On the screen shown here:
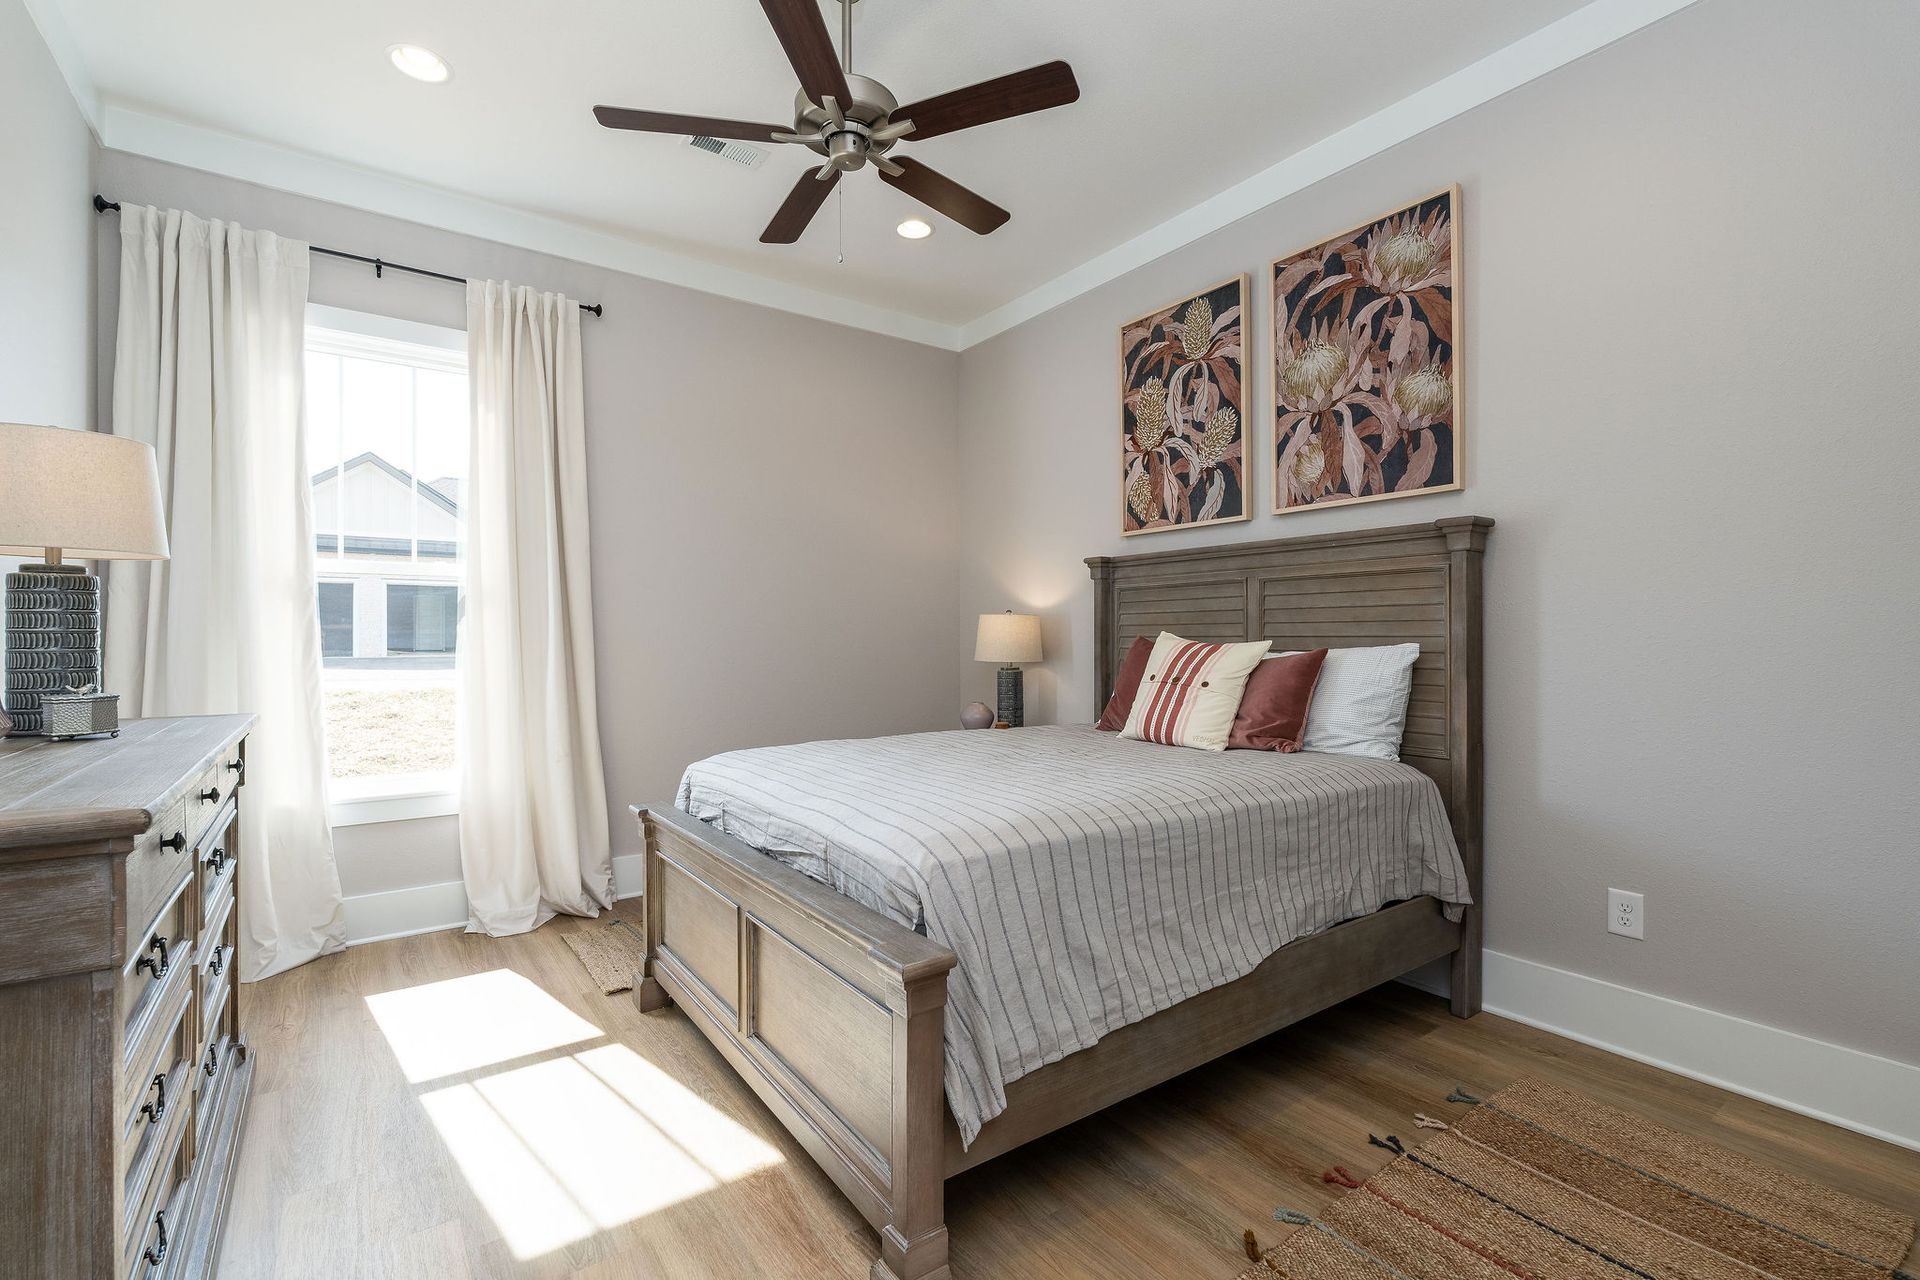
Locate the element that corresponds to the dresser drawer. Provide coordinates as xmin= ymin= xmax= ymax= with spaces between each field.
xmin=120 ymin=880 xmax=194 ymax=1067
xmin=120 ymin=983 xmax=193 ymax=1198
xmin=122 ymin=1135 xmax=190 ymax=1280
xmin=127 ymin=795 xmax=195 ymax=952
xmin=200 ymin=889 xmax=236 ymax=1023
xmin=197 ymin=811 xmax=237 ymax=923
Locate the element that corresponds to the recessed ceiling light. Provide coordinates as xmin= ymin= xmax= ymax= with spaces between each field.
xmin=896 ymin=218 xmax=933 ymax=240
xmin=388 ymin=44 xmax=451 ymax=84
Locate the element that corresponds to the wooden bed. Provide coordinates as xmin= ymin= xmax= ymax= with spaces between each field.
xmin=630 ymin=516 xmax=1490 ymax=1280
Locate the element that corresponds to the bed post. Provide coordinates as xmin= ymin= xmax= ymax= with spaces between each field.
xmin=1086 ymin=556 xmax=1117 ymax=713
xmin=874 ymin=974 xmax=952 ymax=1280
xmin=631 ymin=807 xmax=672 ymax=1012
xmin=1439 ymin=516 xmax=1490 ymax=1018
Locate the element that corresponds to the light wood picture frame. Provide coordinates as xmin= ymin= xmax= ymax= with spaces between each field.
xmin=1120 ymin=273 xmax=1251 ymax=536
xmin=1270 ymin=185 xmax=1463 ymax=515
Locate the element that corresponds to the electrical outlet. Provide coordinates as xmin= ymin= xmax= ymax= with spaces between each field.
xmin=1607 ymin=888 xmax=1645 ymax=940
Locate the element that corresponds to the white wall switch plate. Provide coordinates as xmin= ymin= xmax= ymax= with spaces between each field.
xmin=1607 ymin=888 xmax=1645 ymax=939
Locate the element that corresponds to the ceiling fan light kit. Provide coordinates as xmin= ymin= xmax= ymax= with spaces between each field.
xmin=593 ymin=0 xmax=1078 ymax=245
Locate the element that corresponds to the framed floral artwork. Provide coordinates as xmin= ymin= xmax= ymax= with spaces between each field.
xmin=1271 ymin=186 xmax=1461 ymax=514
xmin=1121 ymin=274 xmax=1249 ymax=535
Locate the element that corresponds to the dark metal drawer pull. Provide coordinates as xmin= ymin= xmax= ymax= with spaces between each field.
xmin=200 ymin=786 xmax=220 ymax=802
xmin=226 ymin=755 xmax=244 ymax=776
xmin=135 ymin=934 xmax=170 ymax=980
xmin=139 ymin=1073 xmax=166 ymax=1124
xmin=208 ymin=946 xmax=226 ymax=978
xmin=203 ymin=1043 xmax=219 ymax=1078
xmin=207 ymin=846 xmax=228 ymax=875
xmin=143 ymin=1209 xmax=169 ymax=1267
xmin=160 ymin=831 xmax=186 ymax=852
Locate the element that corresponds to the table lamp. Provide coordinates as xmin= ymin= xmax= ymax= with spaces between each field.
xmin=0 ymin=424 xmax=169 ymax=735
xmin=974 ymin=610 xmax=1042 ymax=728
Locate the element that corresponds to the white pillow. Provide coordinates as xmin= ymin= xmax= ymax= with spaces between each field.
xmin=1121 ymin=632 xmax=1272 ymax=751
xmin=1275 ymin=643 xmax=1420 ymax=760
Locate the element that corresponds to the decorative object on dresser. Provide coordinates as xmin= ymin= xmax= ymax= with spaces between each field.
xmin=959 ymin=701 xmax=994 ymax=730
xmin=1272 ymin=187 xmax=1461 ymax=513
xmin=1122 ymin=274 xmax=1250 ymax=534
xmin=0 ymin=423 xmax=170 ymax=735
xmin=974 ymin=610 xmax=1042 ymax=728
xmin=0 ymin=715 xmax=255 ymax=1279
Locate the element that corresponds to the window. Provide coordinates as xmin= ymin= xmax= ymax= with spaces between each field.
xmin=304 ymin=307 xmax=468 ymax=821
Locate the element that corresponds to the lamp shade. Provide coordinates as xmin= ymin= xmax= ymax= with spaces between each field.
xmin=0 ymin=423 xmax=169 ymax=560
xmin=974 ymin=611 xmax=1042 ymax=665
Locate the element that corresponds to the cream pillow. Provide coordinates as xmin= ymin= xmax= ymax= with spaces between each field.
xmin=1120 ymin=632 xmax=1273 ymax=751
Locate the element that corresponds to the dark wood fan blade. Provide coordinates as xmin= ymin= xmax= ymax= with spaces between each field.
xmin=893 ymin=61 xmax=1079 ymax=141
xmin=594 ymin=107 xmax=788 ymax=143
xmin=762 ymin=167 xmax=841 ymax=243
xmin=879 ymin=157 xmax=1010 ymax=235
xmin=758 ymin=0 xmax=852 ymax=109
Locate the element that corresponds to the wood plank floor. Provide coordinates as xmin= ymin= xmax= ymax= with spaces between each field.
xmin=218 ymin=910 xmax=1920 ymax=1278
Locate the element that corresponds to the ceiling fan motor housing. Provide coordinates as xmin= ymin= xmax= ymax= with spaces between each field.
xmin=794 ymin=75 xmax=900 ymax=169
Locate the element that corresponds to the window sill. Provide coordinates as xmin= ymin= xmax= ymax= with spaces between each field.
xmin=328 ymin=771 xmax=458 ymax=828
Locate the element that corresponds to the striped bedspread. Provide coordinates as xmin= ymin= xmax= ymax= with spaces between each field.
xmin=676 ymin=724 xmax=1470 ymax=1146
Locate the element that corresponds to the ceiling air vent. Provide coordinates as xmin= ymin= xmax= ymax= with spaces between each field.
xmin=685 ymin=135 xmax=768 ymax=169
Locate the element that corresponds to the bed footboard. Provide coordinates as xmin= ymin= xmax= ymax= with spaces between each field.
xmin=632 ymin=805 xmax=957 ymax=1280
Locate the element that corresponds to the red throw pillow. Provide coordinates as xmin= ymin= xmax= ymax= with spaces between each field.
xmin=1095 ymin=636 xmax=1154 ymax=731
xmin=1227 ymin=649 xmax=1329 ymax=751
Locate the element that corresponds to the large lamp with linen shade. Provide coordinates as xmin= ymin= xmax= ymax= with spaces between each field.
xmin=974 ymin=610 xmax=1042 ymax=728
xmin=0 ymin=423 xmax=169 ymax=735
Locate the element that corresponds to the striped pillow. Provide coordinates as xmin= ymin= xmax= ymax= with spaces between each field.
xmin=1120 ymin=632 xmax=1273 ymax=751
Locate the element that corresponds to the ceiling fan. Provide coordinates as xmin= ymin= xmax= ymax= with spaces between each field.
xmin=593 ymin=0 xmax=1079 ymax=244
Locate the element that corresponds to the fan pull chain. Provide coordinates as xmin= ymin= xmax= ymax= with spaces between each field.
xmin=837 ymin=183 xmax=846 ymax=265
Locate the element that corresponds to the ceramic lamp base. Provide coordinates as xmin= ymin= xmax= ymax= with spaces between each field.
xmin=996 ymin=665 xmax=1024 ymax=728
xmin=3 ymin=563 xmax=101 ymax=736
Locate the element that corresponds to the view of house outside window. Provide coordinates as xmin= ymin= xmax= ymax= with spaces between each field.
xmin=305 ymin=320 xmax=468 ymax=800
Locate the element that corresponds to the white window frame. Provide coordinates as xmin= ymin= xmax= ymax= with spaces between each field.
xmin=306 ymin=304 xmax=467 ymax=828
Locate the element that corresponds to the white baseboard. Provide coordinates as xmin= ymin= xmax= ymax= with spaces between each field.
xmin=342 ymin=852 xmax=648 ymax=947
xmin=1398 ymin=950 xmax=1920 ymax=1153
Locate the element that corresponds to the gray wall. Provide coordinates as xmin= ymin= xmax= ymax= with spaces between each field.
xmin=956 ymin=0 xmax=1920 ymax=1066
xmin=93 ymin=149 xmax=962 ymax=898
xmin=0 ymin=0 xmax=96 ymax=669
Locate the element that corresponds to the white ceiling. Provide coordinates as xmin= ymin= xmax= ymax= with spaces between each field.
xmin=46 ymin=0 xmax=1600 ymax=332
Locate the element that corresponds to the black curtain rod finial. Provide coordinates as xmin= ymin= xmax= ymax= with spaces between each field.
xmin=90 ymin=192 xmax=603 ymax=317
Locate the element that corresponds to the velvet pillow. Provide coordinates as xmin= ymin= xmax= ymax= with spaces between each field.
xmin=1227 ymin=649 xmax=1328 ymax=751
xmin=1095 ymin=635 xmax=1154 ymax=731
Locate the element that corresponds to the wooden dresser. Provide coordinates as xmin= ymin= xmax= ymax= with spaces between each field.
xmin=0 ymin=715 xmax=257 ymax=1279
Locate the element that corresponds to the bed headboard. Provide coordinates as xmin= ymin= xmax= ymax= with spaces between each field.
xmin=1086 ymin=516 xmax=1491 ymax=899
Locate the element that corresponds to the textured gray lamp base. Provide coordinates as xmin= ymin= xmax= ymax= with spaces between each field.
xmin=3 ymin=564 xmax=101 ymax=736
xmin=996 ymin=665 xmax=1024 ymax=728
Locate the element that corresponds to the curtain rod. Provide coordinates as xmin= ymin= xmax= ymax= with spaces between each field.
xmin=93 ymin=195 xmax=604 ymax=317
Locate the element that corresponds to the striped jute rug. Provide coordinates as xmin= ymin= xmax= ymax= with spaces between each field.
xmin=1241 ymin=1078 xmax=1916 ymax=1280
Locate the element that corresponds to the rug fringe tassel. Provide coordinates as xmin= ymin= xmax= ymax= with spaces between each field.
xmin=1367 ymin=1133 xmax=1406 ymax=1155
xmin=1243 ymin=1229 xmax=1261 ymax=1261
xmin=1273 ymin=1207 xmax=1313 ymax=1225
xmin=1413 ymin=1112 xmax=1450 ymax=1130
xmin=1447 ymin=1086 xmax=1482 ymax=1105
xmin=1322 ymin=1166 xmax=1363 ymax=1189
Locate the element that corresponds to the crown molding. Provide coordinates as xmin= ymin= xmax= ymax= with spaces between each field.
xmin=41 ymin=0 xmax=1698 ymax=352
xmin=21 ymin=0 xmax=101 ymax=134
xmin=95 ymin=104 xmax=965 ymax=351
xmin=955 ymin=0 xmax=1703 ymax=348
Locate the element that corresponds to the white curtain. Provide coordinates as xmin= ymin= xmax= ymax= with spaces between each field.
xmin=459 ymin=281 xmax=612 ymax=935
xmin=106 ymin=205 xmax=347 ymax=981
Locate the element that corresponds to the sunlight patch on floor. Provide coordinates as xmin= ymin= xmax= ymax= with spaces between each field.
xmin=375 ymin=971 xmax=786 ymax=1261
xmin=366 ymin=968 xmax=603 ymax=1082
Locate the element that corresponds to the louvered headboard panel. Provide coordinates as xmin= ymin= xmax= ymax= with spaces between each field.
xmin=1087 ymin=517 xmax=1491 ymax=902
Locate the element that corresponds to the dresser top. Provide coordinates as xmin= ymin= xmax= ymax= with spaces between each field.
xmin=0 ymin=715 xmax=255 ymax=851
